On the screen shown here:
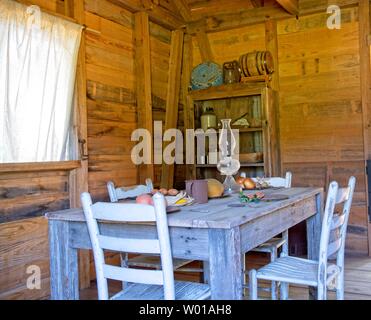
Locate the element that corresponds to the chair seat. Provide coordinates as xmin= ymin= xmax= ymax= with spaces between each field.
xmin=128 ymin=255 xmax=194 ymax=270
xmin=111 ymin=281 xmax=211 ymax=300
xmin=256 ymin=256 xmax=339 ymax=287
xmin=250 ymin=237 xmax=286 ymax=253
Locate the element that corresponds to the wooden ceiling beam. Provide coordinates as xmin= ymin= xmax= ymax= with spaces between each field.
xmin=276 ymin=0 xmax=298 ymax=16
xmin=187 ymin=6 xmax=291 ymax=34
xmin=251 ymin=0 xmax=264 ymax=7
xmin=187 ymin=0 xmax=359 ymax=34
xmin=172 ymin=0 xmax=193 ymax=22
xmin=108 ymin=0 xmax=186 ymax=30
xmin=299 ymin=0 xmax=358 ymax=15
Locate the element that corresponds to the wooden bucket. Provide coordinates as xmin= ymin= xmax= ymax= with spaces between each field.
xmin=239 ymin=51 xmax=274 ymax=77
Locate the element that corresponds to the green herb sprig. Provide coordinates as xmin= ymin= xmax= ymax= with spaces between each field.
xmin=239 ymin=191 xmax=264 ymax=203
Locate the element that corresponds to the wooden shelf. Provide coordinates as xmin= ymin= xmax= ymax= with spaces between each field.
xmin=232 ymin=127 xmax=263 ymax=132
xmin=194 ymin=127 xmax=263 ymax=134
xmin=189 ymin=82 xmax=267 ymax=101
xmin=186 ymin=86 xmax=280 ymax=180
xmin=196 ymin=162 xmax=264 ymax=168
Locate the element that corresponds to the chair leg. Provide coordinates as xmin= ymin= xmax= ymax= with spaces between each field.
xmin=282 ymin=230 xmax=289 ymax=255
xmin=249 ymin=269 xmax=258 ymax=300
xmin=270 ymin=248 xmax=277 ymax=300
xmin=120 ymin=252 xmax=129 ymax=289
xmin=317 ymin=284 xmax=327 ymax=300
xmin=336 ymin=270 xmax=344 ymax=300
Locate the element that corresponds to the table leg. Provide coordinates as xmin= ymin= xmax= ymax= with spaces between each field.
xmin=306 ymin=192 xmax=322 ymax=299
xmin=208 ymin=227 xmax=242 ymax=300
xmin=203 ymin=261 xmax=210 ymax=284
xmin=49 ymin=220 xmax=79 ymax=300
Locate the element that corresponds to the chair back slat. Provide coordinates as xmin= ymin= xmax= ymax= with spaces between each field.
xmin=107 ymin=179 xmax=154 ymax=202
xmin=335 ymin=187 xmax=350 ymax=204
xmin=330 ymin=213 xmax=346 ymax=231
xmin=102 ymin=264 xmax=164 ymax=285
xmin=327 ymin=238 xmax=342 ymax=258
xmin=92 ymin=202 xmax=156 ymax=222
xmin=98 ymin=235 xmax=161 ymax=254
xmin=81 ymin=192 xmax=175 ymax=300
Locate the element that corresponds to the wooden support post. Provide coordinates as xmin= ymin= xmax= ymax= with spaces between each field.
xmin=160 ymin=30 xmax=185 ymax=189
xmin=196 ymin=31 xmax=214 ymax=62
xmin=64 ymin=0 xmax=74 ymax=18
xmin=265 ymin=19 xmax=282 ymax=176
xmin=49 ymin=220 xmax=79 ymax=300
xmin=359 ymin=0 xmax=371 ymax=256
xmin=135 ymin=12 xmax=154 ymax=184
xmin=182 ymin=34 xmax=196 ymax=180
xmin=265 ymin=19 xmax=280 ymax=92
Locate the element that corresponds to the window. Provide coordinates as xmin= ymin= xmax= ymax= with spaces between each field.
xmin=0 ymin=0 xmax=82 ymax=163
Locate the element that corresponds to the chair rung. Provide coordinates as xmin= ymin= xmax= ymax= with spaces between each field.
xmin=242 ymin=284 xmax=277 ymax=292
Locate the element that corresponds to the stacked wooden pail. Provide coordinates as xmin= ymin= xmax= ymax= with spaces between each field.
xmin=239 ymin=51 xmax=274 ymax=77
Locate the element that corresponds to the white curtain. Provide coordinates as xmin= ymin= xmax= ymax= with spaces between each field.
xmin=0 ymin=0 xmax=82 ymax=163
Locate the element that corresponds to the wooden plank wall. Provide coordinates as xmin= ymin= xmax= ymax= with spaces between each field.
xmin=0 ymin=0 xmax=173 ymax=299
xmin=191 ymin=7 xmax=368 ymax=255
xmin=84 ymin=2 xmax=137 ymax=201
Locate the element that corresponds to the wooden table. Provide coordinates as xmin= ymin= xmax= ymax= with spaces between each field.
xmin=46 ymin=187 xmax=323 ymax=300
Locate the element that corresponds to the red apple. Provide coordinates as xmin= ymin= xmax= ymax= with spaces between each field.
xmin=135 ymin=194 xmax=154 ymax=205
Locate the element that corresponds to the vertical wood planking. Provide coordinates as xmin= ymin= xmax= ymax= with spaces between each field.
xmin=160 ymin=30 xmax=184 ymax=189
xmin=71 ymin=0 xmax=91 ymax=290
xmin=182 ymin=34 xmax=196 ymax=180
xmin=64 ymin=0 xmax=74 ymax=18
xmin=208 ymin=227 xmax=242 ymax=300
xmin=135 ymin=12 xmax=154 ymax=184
xmin=265 ymin=19 xmax=280 ymax=92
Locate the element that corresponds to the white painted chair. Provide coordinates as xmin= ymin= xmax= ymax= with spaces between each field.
xmin=81 ymin=192 xmax=211 ymax=300
xmin=106 ymin=180 xmax=201 ymax=276
xmin=249 ymin=176 xmax=356 ymax=300
xmin=240 ymin=172 xmax=292 ymax=299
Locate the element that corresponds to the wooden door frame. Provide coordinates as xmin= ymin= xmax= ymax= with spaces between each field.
xmin=64 ymin=0 xmax=90 ymax=288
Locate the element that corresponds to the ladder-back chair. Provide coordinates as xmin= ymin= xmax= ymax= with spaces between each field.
xmin=249 ymin=176 xmax=356 ymax=300
xmin=240 ymin=171 xmax=292 ymax=299
xmin=81 ymin=192 xmax=210 ymax=300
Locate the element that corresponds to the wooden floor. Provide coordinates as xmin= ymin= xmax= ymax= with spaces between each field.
xmin=80 ymin=253 xmax=371 ymax=300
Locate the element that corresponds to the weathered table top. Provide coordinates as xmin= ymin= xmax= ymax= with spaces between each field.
xmin=46 ymin=187 xmax=322 ymax=229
